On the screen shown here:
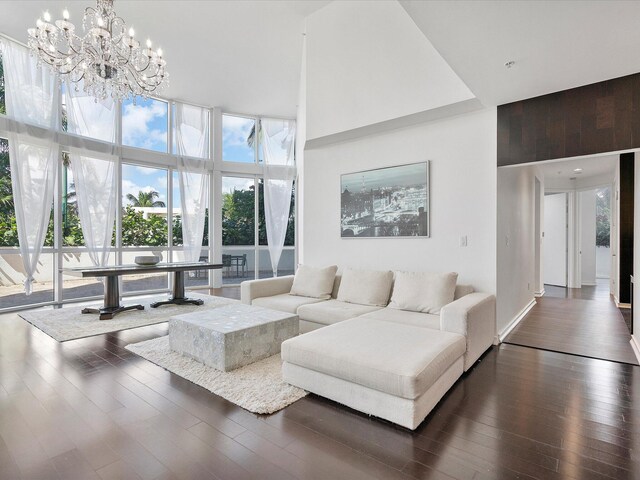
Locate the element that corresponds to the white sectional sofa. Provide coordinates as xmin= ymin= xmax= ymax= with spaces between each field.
xmin=241 ymin=266 xmax=495 ymax=429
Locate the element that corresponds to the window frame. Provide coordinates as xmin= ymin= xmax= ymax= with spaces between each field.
xmin=0 ymin=66 xmax=296 ymax=311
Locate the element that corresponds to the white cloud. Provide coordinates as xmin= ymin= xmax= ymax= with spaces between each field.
xmin=135 ymin=166 xmax=157 ymax=175
xmin=122 ymin=101 xmax=167 ymax=150
xmin=222 ymin=177 xmax=254 ymax=194
xmin=222 ymin=115 xmax=254 ymax=148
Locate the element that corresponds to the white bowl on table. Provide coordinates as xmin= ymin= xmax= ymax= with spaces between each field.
xmin=134 ymin=255 xmax=161 ymax=266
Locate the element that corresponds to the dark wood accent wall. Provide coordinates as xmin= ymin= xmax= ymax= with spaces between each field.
xmin=497 ymin=73 xmax=640 ymax=166
xmin=619 ymin=153 xmax=634 ymax=304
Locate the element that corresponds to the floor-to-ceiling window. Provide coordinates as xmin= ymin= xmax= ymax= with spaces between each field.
xmin=0 ymin=47 xmax=296 ymax=311
xmin=220 ymin=114 xmax=296 ymax=285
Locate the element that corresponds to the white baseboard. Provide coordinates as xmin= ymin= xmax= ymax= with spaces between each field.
xmin=534 ymin=288 xmax=545 ymax=298
xmin=617 ymin=302 xmax=631 ymax=309
xmin=497 ymin=298 xmax=537 ymax=344
xmin=581 ymin=282 xmax=597 ymax=286
xmin=631 ymin=335 xmax=640 ymax=364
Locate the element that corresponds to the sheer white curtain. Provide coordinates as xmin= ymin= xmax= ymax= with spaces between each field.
xmin=174 ymin=103 xmax=210 ymax=263
xmin=261 ymin=119 xmax=296 ymax=276
xmin=1 ymin=40 xmax=58 ymax=294
xmin=64 ymin=79 xmax=116 ymax=143
xmin=65 ymin=80 xmax=117 ymax=267
xmin=70 ymin=150 xmax=117 ymax=267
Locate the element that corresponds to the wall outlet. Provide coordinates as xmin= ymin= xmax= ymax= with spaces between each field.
xmin=460 ymin=235 xmax=468 ymax=247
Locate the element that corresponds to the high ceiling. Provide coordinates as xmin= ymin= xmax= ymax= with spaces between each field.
xmin=4 ymin=1 xmax=640 ymax=116
xmin=0 ymin=0 xmax=329 ymax=117
xmin=401 ymin=0 xmax=640 ymax=106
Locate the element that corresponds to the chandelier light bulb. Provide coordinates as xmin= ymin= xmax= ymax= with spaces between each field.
xmin=146 ymin=38 xmax=152 ymax=48
xmin=36 ymin=18 xmax=43 ymax=27
xmin=97 ymin=17 xmax=104 ymax=27
xmin=157 ymin=48 xmax=162 ymax=57
xmin=63 ymin=9 xmax=70 ymax=20
xmin=43 ymin=11 xmax=51 ymax=22
xmin=128 ymin=27 xmax=134 ymax=37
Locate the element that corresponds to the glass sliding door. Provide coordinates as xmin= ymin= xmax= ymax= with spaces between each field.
xmin=172 ymin=170 xmax=210 ymax=288
xmin=121 ymin=164 xmax=169 ymax=293
xmin=61 ymin=160 xmax=116 ymax=300
xmin=222 ymin=176 xmax=255 ymax=284
xmin=258 ymin=179 xmax=296 ymax=279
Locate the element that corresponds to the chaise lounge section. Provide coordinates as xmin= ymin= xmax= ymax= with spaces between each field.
xmin=241 ymin=266 xmax=495 ymax=429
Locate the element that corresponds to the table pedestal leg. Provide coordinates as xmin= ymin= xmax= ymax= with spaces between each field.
xmin=81 ymin=275 xmax=144 ymax=320
xmin=150 ymin=271 xmax=204 ymax=308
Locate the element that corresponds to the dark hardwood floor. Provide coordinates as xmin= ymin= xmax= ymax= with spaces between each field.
xmin=505 ymin=280 xmax=638 ymax=365
xmin=1 ymin=288 xmax=639 ymax=479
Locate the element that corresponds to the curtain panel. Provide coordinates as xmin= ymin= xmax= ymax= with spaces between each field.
xmin=261 ymin=119 xmax=296 ymax=276
xmin=174 ymin=103 xmax=210 ymax=263
xmin=1 ymin=40 xmax=59 ymax=294
xmin=65 ymin=80 xmax=118 ymax=268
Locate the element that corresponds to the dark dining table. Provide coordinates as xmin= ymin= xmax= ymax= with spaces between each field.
xmin=62 ymin=262 xmax=223 ymax=320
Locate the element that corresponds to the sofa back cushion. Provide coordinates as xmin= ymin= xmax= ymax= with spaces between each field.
xmin=290 ymin=265 xmax=338 ymax=299
xmin=389 ymin=271 xmax=458 ymax=314
xmin=337 ymin=268 xmax=394 ymax=306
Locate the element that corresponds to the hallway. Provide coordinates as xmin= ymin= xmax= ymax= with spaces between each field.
xmin=504 ymin=280 xmax=639 ymax=365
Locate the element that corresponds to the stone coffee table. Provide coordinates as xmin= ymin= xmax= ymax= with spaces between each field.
xmin=168 ymin=304 xmax=299 ymax=371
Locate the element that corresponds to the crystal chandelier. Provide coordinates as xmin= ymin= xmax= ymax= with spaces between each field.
xmin=27 ymin=0 xmax=168 ymax=101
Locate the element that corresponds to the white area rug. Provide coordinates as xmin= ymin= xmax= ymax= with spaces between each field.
xmin=126 ymin=336 xmax=307 ymax=414
xmin=19 ymin=294 xmax=238 ymax=342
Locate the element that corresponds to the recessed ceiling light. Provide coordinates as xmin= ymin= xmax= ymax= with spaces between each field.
xmin=573 ymin=168 xmax=583 ymax=174
xmin=505 ymin=60 xmax=515 ymax=69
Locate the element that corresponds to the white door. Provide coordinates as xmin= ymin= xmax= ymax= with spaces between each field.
xmin=544 ymin=193 xmax=567 ymax=287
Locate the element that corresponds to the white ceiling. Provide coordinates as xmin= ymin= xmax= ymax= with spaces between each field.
xmin=5 ymin=1 xmax=640 ymax=116
xmin=0 ymin=0 xmax=329 ymax=117
xmin=401 ymin=0 xmax=640 ymax=106
xmin=539 ymin=155 xmax=617 ymax=183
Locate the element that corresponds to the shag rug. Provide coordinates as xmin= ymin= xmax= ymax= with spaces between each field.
xmin=19 ymin=294 xmax=238 ymax=342
xmin=126 ymin=335 xmax=307 ymax=414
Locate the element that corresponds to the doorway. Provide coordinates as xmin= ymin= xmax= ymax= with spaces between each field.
xmin=501 ymin=154 xmax=638 ymax=365
xmin=543 ymin=192 xmax=567 ymax=287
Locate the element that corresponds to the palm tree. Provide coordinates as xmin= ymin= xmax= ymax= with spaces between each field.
xmin=126 ymin=190 xmax=166 ymax=207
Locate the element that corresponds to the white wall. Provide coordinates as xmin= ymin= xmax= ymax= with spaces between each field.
xmin=300 ymin=0 xmax=497 ymax=296
xmin=634 ymin=156 xmax=640 ymax=344
xmin=596 ymin=246 xmax=611 ymax=278
xmin=580 ymin=189 xmax=597 ymax=285
xmin=614 ymin=160 xmax=620 ymax=300
xmin=302 ymin=109 xmax=496 ymax=293
xmin=497 ymin=166 xmax=540 ymax=334
xmin=305 ymin=0 xmax=474 ymax=140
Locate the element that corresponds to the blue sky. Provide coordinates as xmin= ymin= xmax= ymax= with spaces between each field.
xmin=222 ymin=115 xmax=256 ymax=163
xmin=119 ymin=100 xmax=257 ymax=206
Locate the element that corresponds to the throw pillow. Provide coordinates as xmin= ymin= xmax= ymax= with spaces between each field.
xmin=389 ymin=271 xmax=458 ymax=314
xmin=290 ymin=264 xmax=338 ymax=299
xmin=337 ymin=268 xmax=394 ymax=306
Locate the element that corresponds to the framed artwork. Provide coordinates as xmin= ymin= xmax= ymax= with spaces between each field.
xmin=340 ymin=161 xmax=429 ymax=238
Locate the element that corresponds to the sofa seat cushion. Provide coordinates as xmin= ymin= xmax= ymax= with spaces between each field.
xmin=252 ymin=294 xmax=325 ymax=314
xmin=297 ymin=300 xmax=382 ymax=325
xmin=359 ymin=308 xmax=440 ymax=330
xmin=281 ymin=317 xmax=465 ymax=399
